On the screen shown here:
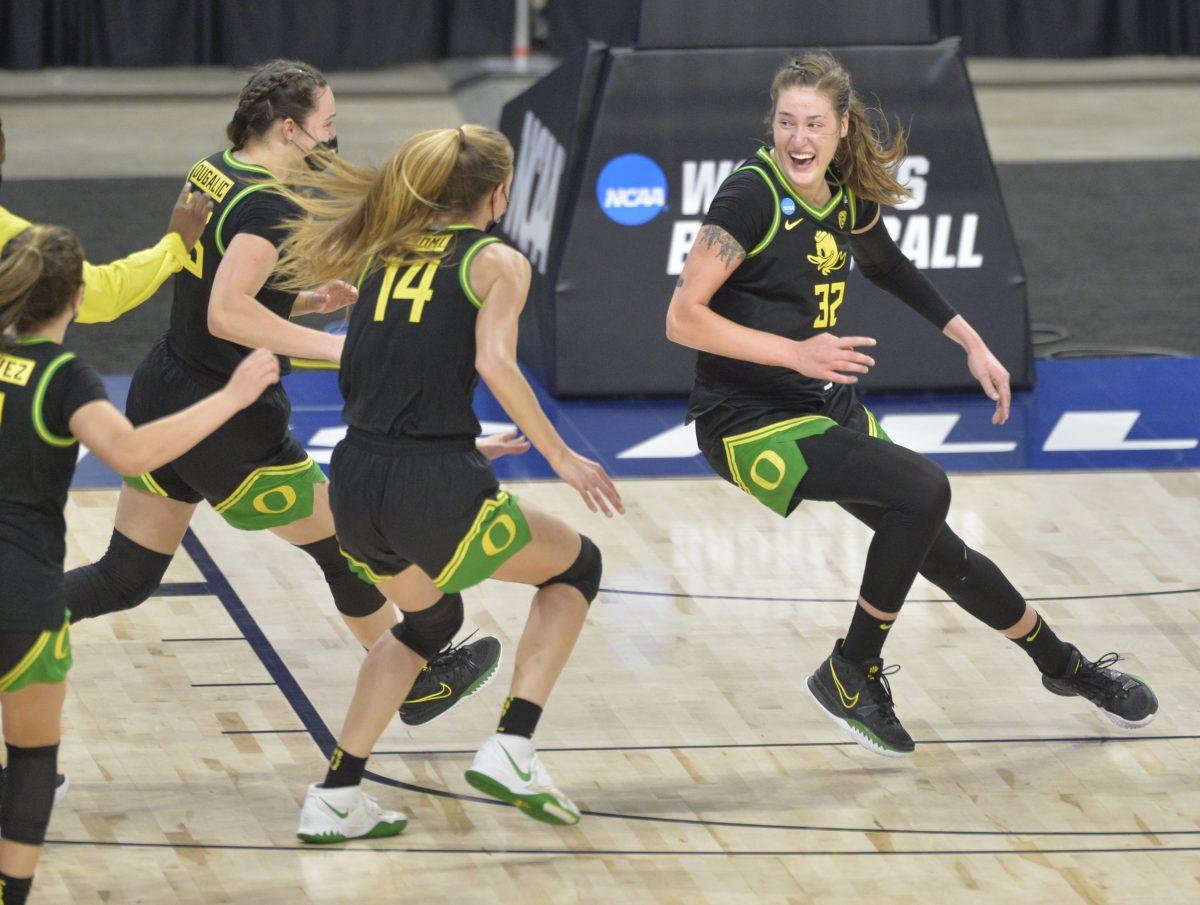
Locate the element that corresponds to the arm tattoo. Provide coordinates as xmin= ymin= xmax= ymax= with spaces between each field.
xmin=695 ymin=225 xmax=746 ymax=271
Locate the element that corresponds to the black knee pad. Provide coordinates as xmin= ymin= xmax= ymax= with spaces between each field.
xmin=65 ymin=531 xmax=172 ymax=623
xmin=908 ymin=460 xmax=952 ymax=525
xmin=0 ymin=744 xmax=58 ymax=846
xmin=538 ymin=535 xmax=602 ymax=604
xmin=298 ymin=536 xmax=387 ymax=618
xmin=390 ymin=593 xmax=463 ymax=659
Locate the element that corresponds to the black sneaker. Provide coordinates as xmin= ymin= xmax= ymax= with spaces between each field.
xmin=400 ymin=633 xmax=502 ymax=726
xmin=806 ymin=640 xmax=915 ymax=757
xmin=1041 ymin=646 xmax=1158 ymax=729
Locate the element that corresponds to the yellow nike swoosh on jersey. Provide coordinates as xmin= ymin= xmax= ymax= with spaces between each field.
xmin=784 ymin=218 xmax=804 ymax=231
xmin=405 ymin=682 xmax=453 ymax=705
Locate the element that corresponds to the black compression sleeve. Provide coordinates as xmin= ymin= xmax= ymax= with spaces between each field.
xmin=848 ymin=217 xmax=958 ymax=330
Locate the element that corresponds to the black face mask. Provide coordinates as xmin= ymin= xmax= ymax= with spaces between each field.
xmin=295 ymin=125 xmax=338 ymax=170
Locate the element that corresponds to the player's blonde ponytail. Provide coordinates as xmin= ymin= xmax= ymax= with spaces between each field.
xmin=275 ymin=125 xmax=513 ymax=289
xmin=0 ymin=225 xmax=84 ymax=347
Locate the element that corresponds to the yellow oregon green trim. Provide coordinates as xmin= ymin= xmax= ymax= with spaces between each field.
xmin=215 ymin=183 xmax=277 ymax=256
xmin=439 ymin=224 xmax=477 ymax=231
xmin=458 ymin=236 xmax=502 ymax=309
xmin=734 ymin=165 xmax=781 ymax=257
xmin=32 ymin=352 xmax=78 ymax=447
xmin=138 ymin=470 xmax=170 ymax=497
xmin=755 ymin=147 xmax=843 ymax=221
xmin=0 ymin=631 xmax=51 ymax=691
xmin=354 ymin=253 xmax=377 ymax=290
xmin=214 ymin=457 xmax=317 ymax=514
xmin=722 ymin=415 xmax=830 ymax=496
xmin=433 ymin=491 xmax=512 ymax=587
xmin=339 ymin=546 xmax=394 ymax=584
xmin=222 ymin=148 xmax=274 ymax=177
xmin=847 ymin=187 xmax=857 ymax=231
xmin=12 ymin=337 xmax=53 ymax=346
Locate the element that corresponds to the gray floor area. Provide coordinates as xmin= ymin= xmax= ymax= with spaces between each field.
xmin=1 ymin=56 xmax=1198 ymax=370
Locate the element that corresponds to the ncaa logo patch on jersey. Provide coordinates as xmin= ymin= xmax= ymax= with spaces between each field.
xmin=596 ymin=154 xmax=667 ymax=226
xmin=780 ymin=197 xmax=797 ymax=216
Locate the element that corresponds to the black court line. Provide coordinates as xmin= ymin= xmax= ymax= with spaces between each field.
xmin=178 ymin=529 xmax=1200 ymax=842
xmin=372 ymin=732 xmax=1200 ymax=757
xmin=155 ymin=582 xmax=212 ymax=597
xmin=45 ymin=838 xmax=1200 ymax=858
xmin=161 ymin=636 xmax=247 ymax=643
xmin=191 ymin=682 xmax=277 ymax=688
xmin=599 ymin=586 xmax=1200 ymax=604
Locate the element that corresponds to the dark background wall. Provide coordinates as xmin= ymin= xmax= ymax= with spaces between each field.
xmin=3 ymin=0 xmax=1199 ymax=70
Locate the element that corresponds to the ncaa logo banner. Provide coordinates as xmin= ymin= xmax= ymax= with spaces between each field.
xmin=596 ymin=154 xmax=668 ymax=225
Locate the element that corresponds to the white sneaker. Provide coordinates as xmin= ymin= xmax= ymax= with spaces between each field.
xmin=464 ymin=734 xmax=581 ymax=826
xmin=296 ymin=783 xmax=407 ymax=844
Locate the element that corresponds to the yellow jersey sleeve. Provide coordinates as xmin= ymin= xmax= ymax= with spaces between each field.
xmin=76 ymin=232 xmax=189 ymax=324
xmin=0 ymin=204 xmax=33 ymax=248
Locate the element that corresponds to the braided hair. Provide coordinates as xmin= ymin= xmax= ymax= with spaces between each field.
xmin=226 ymin=59 xmax=328 ymax=150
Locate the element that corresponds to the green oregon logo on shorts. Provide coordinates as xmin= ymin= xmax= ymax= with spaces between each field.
xmin=433 ymin=491 xmax=531 ymax=593
xmin=722 ymin=415 xmax=838 ymax=517
xmin=0 ymin=616 xmax=72 ymax=693
xmin=214 ymin=457 xmax=327 ymax=530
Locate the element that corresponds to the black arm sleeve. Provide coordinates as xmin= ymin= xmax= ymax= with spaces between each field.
xmin=45 ymin=358 xmax=109 ymax=437
xmin=701 ymin=169 xmax=775 ymax=256
xmin=848 ymin=215 xmax=958 ymax=330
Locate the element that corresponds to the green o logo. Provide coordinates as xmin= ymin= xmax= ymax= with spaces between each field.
xmin=750 ymin=450 xmax=786 ymax=491
xmin=252 ymin=485 xmax=298 ymax=515
xmin=482 ymin=514 xmax=517 ymax=556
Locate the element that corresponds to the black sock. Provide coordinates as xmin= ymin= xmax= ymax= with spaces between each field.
xmin=321 ymin=746 xmax=367 ymax=789
xmin=497 ymin=696 xmax=542 ymax=739
xmin=840 ymin=603 xmax=897 ymax=662
xmin=0 ymin=872 xmax=33 ymax=905
xmin=1011 ymin=612 xmax=1073 ymax=675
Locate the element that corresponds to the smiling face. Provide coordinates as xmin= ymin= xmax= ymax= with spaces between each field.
xmin=770 ymin=86 xmax=848 ymax=202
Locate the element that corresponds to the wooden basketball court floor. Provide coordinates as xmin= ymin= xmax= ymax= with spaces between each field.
xmin=33 ymin=469 xmax=1199 ymax=903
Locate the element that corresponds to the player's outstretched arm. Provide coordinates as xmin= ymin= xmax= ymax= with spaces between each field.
xmin=75 ymin=183 xmax=212 ymax=324
xmin=69 ymin=348 xmax=279 ymax=476
xmin=473 ymin=243 xmax=623 ymax=517
xmin=208 ymin=233 xmax=343 ymax=363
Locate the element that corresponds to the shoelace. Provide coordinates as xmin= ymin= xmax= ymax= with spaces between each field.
xmin=1073 ymin=652 xmax=1129 ymax=702
xmin=421 ymin=629 xmax=481 ymax=671
xmin=866 ymin=664 xmax=903 ymax=724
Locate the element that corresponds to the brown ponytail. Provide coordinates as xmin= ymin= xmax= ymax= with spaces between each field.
xmin=226 ymin=59 xmax=328 ymax=150
xmin=0 ymin=225 xmax=84 ymax=348
xmin=769 ymin=51 xmax=911 ymax=206
xmin=274 ymin=124 xmax=514 ymax=290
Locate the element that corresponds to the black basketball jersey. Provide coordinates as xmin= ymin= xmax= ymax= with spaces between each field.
xmin=168 ymin=149 xmax=300 ymax=383
xmin=687 ymin=147 xmax=877 ymax=420
xmin=340 ymin=225 xmax=503 ymax=442
xmin=0 ymin=338 xmax=107 ymax=625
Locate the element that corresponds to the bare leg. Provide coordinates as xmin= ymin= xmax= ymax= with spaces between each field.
xmin=112 ymin=484 xmax=197 ymax=554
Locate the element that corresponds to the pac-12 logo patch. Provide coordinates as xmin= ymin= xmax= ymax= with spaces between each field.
xmin=596 ymin=154 xmax=667 ymax=225
xmin=780 ymin=197 xmax=796 ymax=216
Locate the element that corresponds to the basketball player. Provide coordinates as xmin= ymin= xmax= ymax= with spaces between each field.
xmin=666 ymin=51 xmax=1157 ymax=756
xmin=0 ymin=224 xmax=278 ymax=905
xmin=60 ymin=60 xmax=506 ymax=724
xmin=1 ymin=115 xmax=212 ymax=324
xmin=272 ymin=125 xmax=622 ymax=840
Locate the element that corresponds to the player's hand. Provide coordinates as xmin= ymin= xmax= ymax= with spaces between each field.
xmin=548 ymin=448 xmax=624 ymax=518
xmin=225 ymin=348 xmax=280 ymax=408
xmin=306 ymin=280 xmax=359 ymax=314
xmin=476 ymin=429 xmax=531 ymax=460
xmin=168 ymin=182 xmax=212 ymax=250
xmin=790 ymin=333 xmax=876 ymax=384
xmin=967 ymin=344 xmax=1011 ymax=425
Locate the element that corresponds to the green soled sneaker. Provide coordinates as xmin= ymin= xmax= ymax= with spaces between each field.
xmin=465 ymin=734 xmax=581 ymax=826
xmin=296 ymin=783 xmax=407 ymax=844
xmin=806 ymin=640 xmax=915 ymax=757
xmin=400 ymin=634 xmax=502 ymax=726
xmin=1042 ymin=646 xmax=1159 ymax=729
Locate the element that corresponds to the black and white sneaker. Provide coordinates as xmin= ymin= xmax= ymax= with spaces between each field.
xmin=399 ymin=633 xmax=502 ymax=726
xmin=806 ymin=640 xmax=915 ymax=756
xmin=1042 ymin=646 xmax=1158 ymax=728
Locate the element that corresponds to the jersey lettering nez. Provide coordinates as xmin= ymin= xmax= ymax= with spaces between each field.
xmin=340 ymin=226 xmax=503 ymax=442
